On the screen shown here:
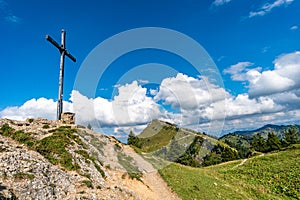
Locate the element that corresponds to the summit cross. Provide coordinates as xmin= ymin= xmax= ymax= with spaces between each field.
xmin=46 ymin=29 xmax=76 ymax=120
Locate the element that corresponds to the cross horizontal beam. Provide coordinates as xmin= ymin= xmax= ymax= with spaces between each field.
xmin=46 ymin=35 xmax=76 ymax=62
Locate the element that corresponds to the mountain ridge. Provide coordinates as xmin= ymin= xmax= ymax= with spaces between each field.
xmin=230 ymin=124 xmax=300 ymax=138
xmin=139 ymin=119 xmax=300 ymax=139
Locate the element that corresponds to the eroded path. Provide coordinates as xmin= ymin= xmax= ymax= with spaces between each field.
xmin=232 ymin=153 xmax=265 ymax=169
xmin=118 ymin=145 xmax=181 ymax=200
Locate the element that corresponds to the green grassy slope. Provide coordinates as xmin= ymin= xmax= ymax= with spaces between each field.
xmin=138 ymin=125 xmax=178 ymax=153
xmin=138 ymin=119 xmax=168 ymax=138
xmin=220 ymin=133 xmax=251 ymax=148
xmin=159 ymin=144 xmax=300 ymax=200
xmin=130 ymin=120 xmax=240 ymax=167
xmin=136 ymin=119 xmax=219 ymax=153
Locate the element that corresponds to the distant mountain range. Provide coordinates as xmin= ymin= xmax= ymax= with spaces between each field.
xmin=227 ymin=124 xmax=300 ymax=139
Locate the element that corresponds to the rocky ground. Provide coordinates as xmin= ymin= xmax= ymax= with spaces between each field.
xmin=0 ymin=118 xmax=180 ymax=200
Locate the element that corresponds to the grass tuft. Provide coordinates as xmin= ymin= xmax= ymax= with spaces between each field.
xmin=13 ymin=172 xmax=34 ymax=180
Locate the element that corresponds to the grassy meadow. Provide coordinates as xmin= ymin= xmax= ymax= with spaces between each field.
xmin=159 ymin=144 xmax=300 ymax=200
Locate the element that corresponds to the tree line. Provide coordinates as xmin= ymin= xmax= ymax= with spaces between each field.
xmin=251 ymin=128 xmax=300 ymax=153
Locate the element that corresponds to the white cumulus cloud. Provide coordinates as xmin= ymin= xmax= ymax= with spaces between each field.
xmin=223 ymin=62 xmax=255 ymax=81
xmin=249 ymin=51 xmax=300 ymax=97
xmin=154 ymin=73 xmax=228 ymax=110
xmin=0 ymin=98 xmax=72 ymax=120
xmin=224 ymin=51 xmax=300 ymax=98
xmin=72 ymin=81 xmax=162 ymax=127
xmin=225 ymin=94 xmax=282 ymax=117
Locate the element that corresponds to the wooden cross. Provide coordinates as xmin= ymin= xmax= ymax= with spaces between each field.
xmin=46 ymin=29 xmax=76 ymax=120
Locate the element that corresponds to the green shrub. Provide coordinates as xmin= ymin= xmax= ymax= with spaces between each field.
xmin=128 ymin=172 xmax=142 ymax=181
xmin=82 ymin=180 xmax=93 ymax=188
xmin=36 ymin=133 xmax=79 ymax=170
xmin=202 ymin=144 xmax=239 ymax=166
xmin=0 ymin=123 xmax=14 ymax=136
xmin=127 ymin=131 xmax=141 ymax=148
xmin=35 ymin=127 xmax=85 ymax=171
xmin=42 ymin=124 xmax=50 ymax=129
xmin=11 ymin=130 xmax=36 ymax=148
xmin=75 ymin=150 xmax=91 ymax=162
xmin=1 ymin=125 xmax=85 ymax=172
xmin=81 ymin=173 xmax=91 ymax=179
xmin=114 ymin=143 xmax=121 ymax=151
xmin=2 ymin=171 xmax=7 ymax=179
xmin=94 ymin=162 xmax=106 ymax=178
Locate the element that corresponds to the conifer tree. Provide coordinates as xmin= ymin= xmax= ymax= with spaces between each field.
xmin=284 ymin=128 xmax=299 ymax=146
xmin=251 ymin=133 xmax=267 ymax=152
xmin=127 ymin=131 xmax=141 ymax=148
xmin=266 ymin=132 xmax=281 ymax=151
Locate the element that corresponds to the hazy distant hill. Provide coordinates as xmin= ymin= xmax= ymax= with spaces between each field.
xmin=220 ymin=124 xmax=300 ymax=155
xmin=233 ymin=124 xmax=300 ymax=139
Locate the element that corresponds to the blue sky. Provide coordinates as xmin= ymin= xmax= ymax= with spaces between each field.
xmin=1 ymin=0 xmax=300 ymax=140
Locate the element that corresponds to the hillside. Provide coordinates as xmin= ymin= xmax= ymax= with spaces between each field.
xmin=0 ymin=118 xmax=179 ymax=200
xmin=159 ymin=144 xmax=300 ymax=200
xmin=129 ymin=119 xmax=239 ymax=168
xmin=137 ymin=119 xmax=206 ymax=153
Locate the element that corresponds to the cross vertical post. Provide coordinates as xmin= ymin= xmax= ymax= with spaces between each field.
xmin=57 ymin=30 xmax=65 ymax=121
xmin=46 ymin=29 xmax=76 ymax=120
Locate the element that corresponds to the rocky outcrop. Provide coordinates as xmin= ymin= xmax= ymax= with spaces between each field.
xmin=61 ymin=112 xmax=75 ymax=124
xmin=0 ymin=118 xmax=180 ymax=200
